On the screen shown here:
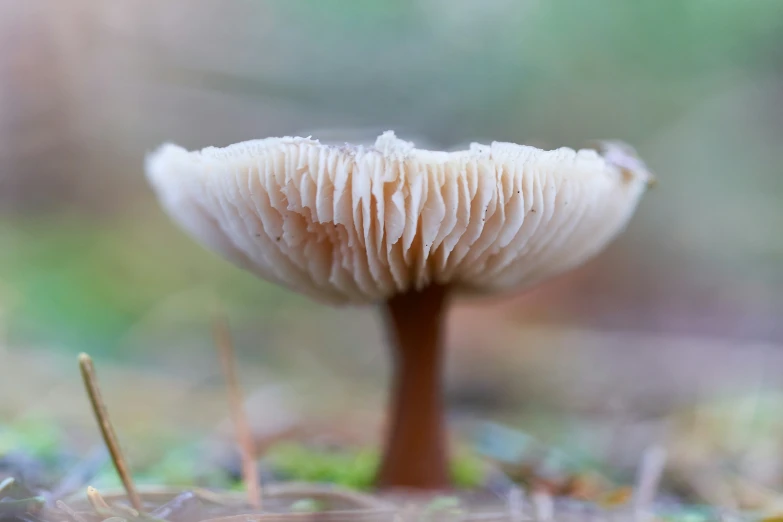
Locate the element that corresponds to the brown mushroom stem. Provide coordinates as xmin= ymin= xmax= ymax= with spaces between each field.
xmin=376 ymin=284 xmax=451 ymax=490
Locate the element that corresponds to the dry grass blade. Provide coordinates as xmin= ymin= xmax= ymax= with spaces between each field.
xmin=213 ymin=315 xmax=262 ymax=509
xmin=150 ymin=491 xmax=200 ymax=520
xmin=0 ymin=476 xmax=16 ymax=495
xmin=78 ymin=353 xmax=143 ymax=512
xmin=56 ymin=500 xmax=89 ymax=522
xmin=0 ymin=496 xmax=45 ymax=516
xmin=111 ymin=501 xmax=142 ymax=518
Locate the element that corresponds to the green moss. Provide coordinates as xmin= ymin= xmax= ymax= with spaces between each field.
xmin=450 ymin=451 xmax=485 ymax=488
xmin=264 ymin=443 xmax=377 ymax=490
xmin=421 ymin=496 xmax=464 ymax=520
xmin=264 ymin=443 xmax=485 ymax=490
xmin=289 ymin=498 xmax=326 ymax=513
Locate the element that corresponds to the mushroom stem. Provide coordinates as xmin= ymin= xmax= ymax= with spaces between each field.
xmin=376 ymin=284 xmax=451 ymax=490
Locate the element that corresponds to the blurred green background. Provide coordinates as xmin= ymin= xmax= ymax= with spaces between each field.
xmin=2 ymin=0 xmax=783 ymax=509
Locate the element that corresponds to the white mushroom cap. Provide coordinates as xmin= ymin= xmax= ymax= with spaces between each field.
xmin=146 ymin=131 xmax=652 ymax=304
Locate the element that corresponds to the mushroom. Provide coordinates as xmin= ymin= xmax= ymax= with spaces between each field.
xmin=145 ymin=131 xmax=653 ymax=491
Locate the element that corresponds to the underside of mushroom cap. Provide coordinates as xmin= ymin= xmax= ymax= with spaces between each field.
xmin=146 ymin=131 xmax=652 ymax=304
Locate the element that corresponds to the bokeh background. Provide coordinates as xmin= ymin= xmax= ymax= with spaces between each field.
xmin=3 ymin=0 xmax=783 ymax=509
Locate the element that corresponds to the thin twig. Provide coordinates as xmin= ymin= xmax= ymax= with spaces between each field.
xmin=212 ymin=315 xmax=262 ymax=509
xmin=78 ymin=353 xmax=143 ymax=512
